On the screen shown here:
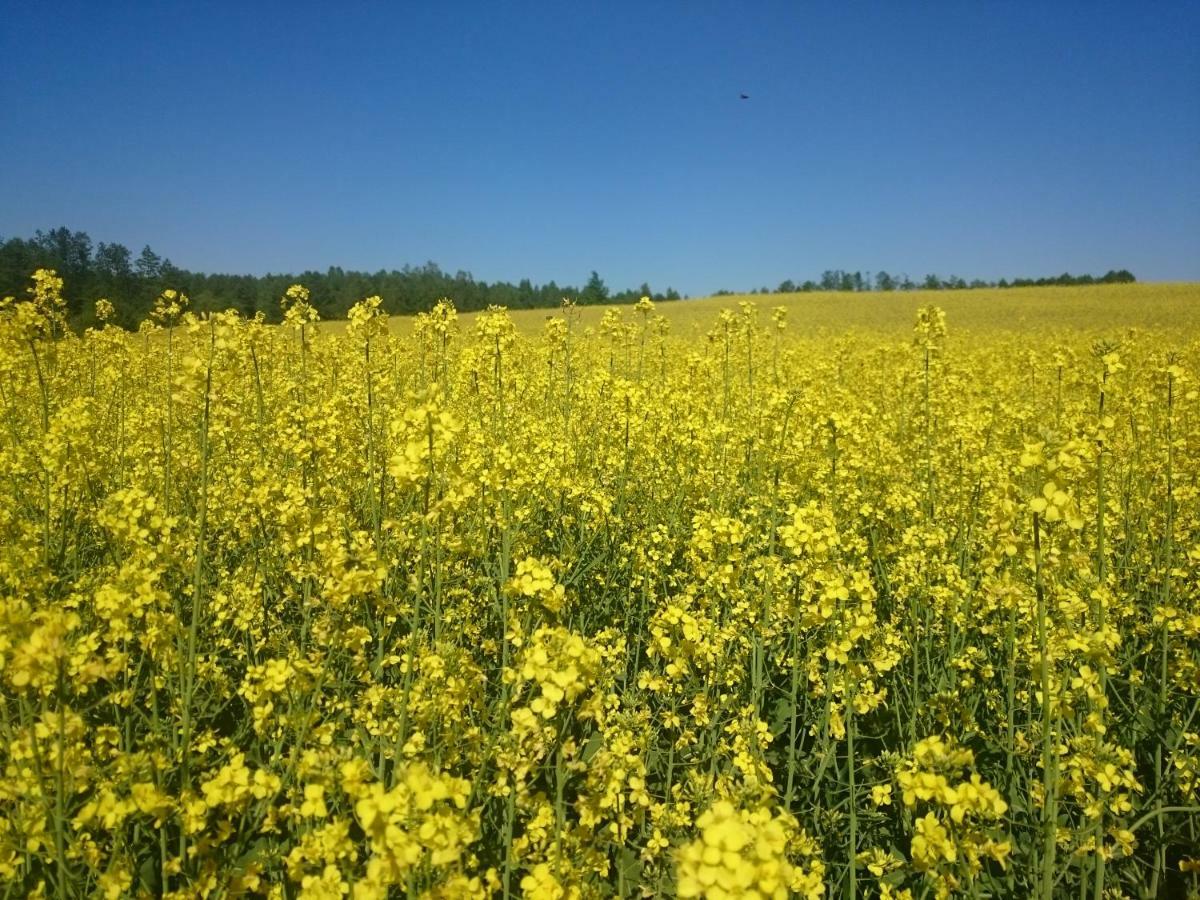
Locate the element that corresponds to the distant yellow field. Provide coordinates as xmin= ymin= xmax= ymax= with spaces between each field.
xmin=358 ymin=282 xmax=1200 ymax=337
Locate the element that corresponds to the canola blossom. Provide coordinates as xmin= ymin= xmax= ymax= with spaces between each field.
xmin=1 ymin=273 xmax=1199 ymax=897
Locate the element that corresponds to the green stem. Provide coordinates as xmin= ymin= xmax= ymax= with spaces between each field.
xmin=1034 ymin=513 xmax=1058 ymax=900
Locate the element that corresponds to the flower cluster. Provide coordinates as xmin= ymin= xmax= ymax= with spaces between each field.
xmin=675 ymin=800 xmax=824 ymax=899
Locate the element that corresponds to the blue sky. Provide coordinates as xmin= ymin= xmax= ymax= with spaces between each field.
xmin=1 ymin=1 xmax=1197 ymax=295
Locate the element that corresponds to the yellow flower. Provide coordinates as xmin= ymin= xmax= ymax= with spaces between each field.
xmin=870 ymin=784 xmax=893 ymax=807
xmin=520 ymin=862 xmax=578 ymax=899
xmin=911 ymin=813 xmax=956 ymax=869
xmin=301 ymin=783 xmax=328 ymax=818
xmin=676 ymin=800 xmax=822 ymax=899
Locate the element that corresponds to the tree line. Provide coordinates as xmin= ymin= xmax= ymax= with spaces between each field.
xmin=720 ymin=267 xmax=1135 ymax=296
xmin=0 ymin=228 xmax=683 ymax=329
xmin=1 ymin=228 xmax=1136 ymax=329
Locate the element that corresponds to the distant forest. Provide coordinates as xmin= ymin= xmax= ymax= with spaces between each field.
xmin=722 ymin=268 xmax=1136 ymax=295
xmin=0 ymin=228 xmax=683 ymax=329
xmin=1 ymin=227 xmax=1135 ymax=328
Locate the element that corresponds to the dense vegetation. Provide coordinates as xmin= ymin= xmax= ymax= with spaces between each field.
xmin=1 ymin=274 xmax=1197 ymax=898
xmin=0 ymin=229 xmax=682 ymax=329
xmin=726 ymin=269 xmax=1137 ymax=296
xmin=1 ymin=229 xmax=1135 ymax=330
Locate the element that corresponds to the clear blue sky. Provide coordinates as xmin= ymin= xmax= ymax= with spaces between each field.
xmin=2 ymin=1 xmax=1197 ymax=295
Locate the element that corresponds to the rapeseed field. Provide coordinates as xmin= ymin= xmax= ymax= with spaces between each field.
xmin=1 ymin=272 xmax=1198 ymax=898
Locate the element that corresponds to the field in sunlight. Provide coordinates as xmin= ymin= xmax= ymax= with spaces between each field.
xmin=442 ymin=282 xmax=1200 ymax=336
xmin=2 ymin=272 xmax=1198 ymax=897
